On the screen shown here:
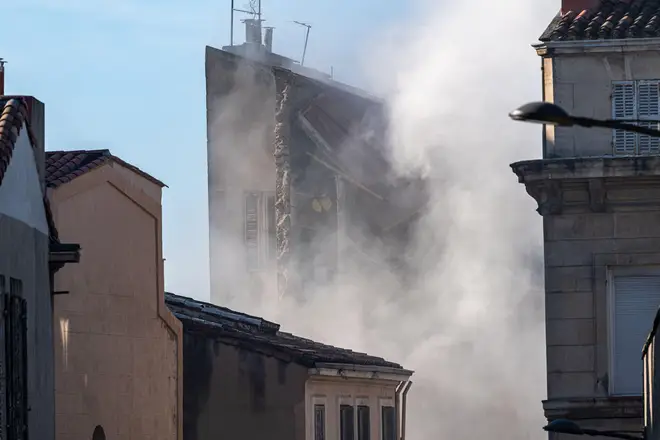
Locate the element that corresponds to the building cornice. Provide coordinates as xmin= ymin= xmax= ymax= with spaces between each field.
xmin=309 ymin=363 xmax=413 ymax=383
xmin=511 ymin=155 xmax=660 ymax=183
xmin=511 ymin=155 xmax=660 ymax=215
xmin=543 ymin=397 xmax=642 ymax=421
xmin=534 ymin=38 xmax=660 ymax=56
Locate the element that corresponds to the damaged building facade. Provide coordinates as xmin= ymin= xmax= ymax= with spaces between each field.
xmin=513 ymin=0 xmax=660 ymax=437
xmin=205 ymin=26 xmax=426 ymax=302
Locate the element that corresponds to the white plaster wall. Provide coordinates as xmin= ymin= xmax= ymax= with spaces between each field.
xmin=545 ymin=50 xmax=660 ymax=158
xmin=305 ymin=378 xmax=399 ymax=440
xmin=0 ymin=125 xmax=48 ymax=233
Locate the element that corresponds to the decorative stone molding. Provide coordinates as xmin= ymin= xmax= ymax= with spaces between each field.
xmin=511 ymin=156 xmax=660 ymax=215
xmin=543 ymin=396 xmax=642 ymax=421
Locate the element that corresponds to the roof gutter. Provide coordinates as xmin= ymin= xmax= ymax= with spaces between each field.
xmin=534 ymin=37 xmax=660 ymax=56
xmin=310 ymin=362 xmax=414 ymax=382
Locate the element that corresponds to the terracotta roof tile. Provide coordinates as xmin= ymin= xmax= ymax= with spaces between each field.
xmin=46 ymin=149 xmax=166 ymax=188
xmin=0 ymin=98 xmax=29 ymax=187
xmin=540 ymin=0 xmax=660 ymax=41
xmin=166 ymin=292 xmax=409 ymax=370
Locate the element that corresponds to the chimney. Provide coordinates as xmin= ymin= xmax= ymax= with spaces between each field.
xmin=0 ymin=58 xmax=6 ymax=95
xmin=244 ymin=19 xmax=262 ymax=45
xmin=561 ymin=0 xmax=599 ymax=15
xmin=264 ymin=27 xmax=273 ymax=52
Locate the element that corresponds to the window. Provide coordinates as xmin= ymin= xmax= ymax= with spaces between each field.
xmin=9 ymin=277 xmax=22 ymax=296
xmin=340 ymin=404 xmax=355 ymax=440
xmin=0 ymin=275 xmax=5 ymax=295
xmin=357 ymin=405 xmax=370 ymax=440
xmin=610 ymin=273 xmax=660 ymax=395
xmin=244 ymin=191 xmax=276 ymax=271
xmin=314 ymin=404 xmax=325 ymax=440
xmin=381 ymin=406 xmax=396 ymax=440
xmin=612 ymin=80 xmax=660 ymax=155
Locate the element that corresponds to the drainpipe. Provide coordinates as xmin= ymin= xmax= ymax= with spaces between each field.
xmin=394 ymin=382 xmax=403 ymax=440
xmin=400 ymin=381 xmax=413 ymax=440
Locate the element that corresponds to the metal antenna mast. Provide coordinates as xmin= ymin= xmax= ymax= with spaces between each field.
xmin=230 ymin=0 xmax=263 ymax=46
xmin=293 ymin=21 xmax=312 ymax=66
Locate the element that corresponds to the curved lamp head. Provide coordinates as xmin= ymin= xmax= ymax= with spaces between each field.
xmin=543 ymin=419 xmax=585 ymax=435
xmin=509 ymin=102 xmax=575 ymax=127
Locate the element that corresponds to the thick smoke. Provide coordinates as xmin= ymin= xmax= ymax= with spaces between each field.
xmin=211 ymin=0 xmax=558 ymax=438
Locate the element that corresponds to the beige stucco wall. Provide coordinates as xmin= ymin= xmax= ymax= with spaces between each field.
xmin=305 ymin=376 xmax=399 ymax=440
xmin=49 ymin=163 xmax=183 ymax=440
xmin=543 ymin=47 xmax=660 ymax=158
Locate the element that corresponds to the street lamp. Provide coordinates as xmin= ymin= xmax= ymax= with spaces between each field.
xmin=509 ymin=101 xmax=660 ymax=138
xmin=543 ymin=419 xmax=644 ymax=440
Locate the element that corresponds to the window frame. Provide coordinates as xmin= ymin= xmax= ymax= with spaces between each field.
xmin=339 ymin=402 xmax=355 ymax=440
xmin=243 ymin=190 xmax=276 ymax=272
xmin=379 ymin=398 xmax=396 ymax=440
xmin=607 ymin=266 xmax=660 ymax=396
xmin=312 ymin=395 xmax=326 ymax=440
xmin=357 ymin=402 xmax=371 ymax=440
xmin=611 ymin=79 xmax=660 ymax=155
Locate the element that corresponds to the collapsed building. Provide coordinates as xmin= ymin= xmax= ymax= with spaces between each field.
xmin=206 ymin=23 xmax=427 ymax=302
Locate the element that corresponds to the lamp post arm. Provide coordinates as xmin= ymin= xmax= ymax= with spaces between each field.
xmin=571 ymin=116 xmax=660 ymax=138
xmin=581 ymin=428 xmax=644 ymax=440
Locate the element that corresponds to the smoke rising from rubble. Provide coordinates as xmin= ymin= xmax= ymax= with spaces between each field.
xmin=210 ymin=0 xmax=557 ymax=438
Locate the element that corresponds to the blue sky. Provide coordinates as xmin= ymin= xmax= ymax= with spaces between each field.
xmin=2 ymin=0 xmax=413 ymax=300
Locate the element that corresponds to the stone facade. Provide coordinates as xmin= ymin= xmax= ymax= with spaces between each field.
xmin=512 ymin=154 xmax=660 ymax=434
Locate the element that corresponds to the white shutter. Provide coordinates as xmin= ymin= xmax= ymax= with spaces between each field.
xmin=612 ymin=82 xmax=637 ymax=155
xmin=245 ymin=192 xmax=260 ymax=271
xmin=612 ymin=275 xmax=660 ymax=395
xmin=637 ymin=80 xmax=660 ymax=154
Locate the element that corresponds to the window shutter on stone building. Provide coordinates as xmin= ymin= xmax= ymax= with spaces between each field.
xmin=612 ymin=80 xmax=660 ymax=155
xmin=612 ymin=81 xmax=637 ymax=155
xmin=612 ymin=275 xmax=660 ymax=395
xmin=637 ymin=80 xmax=660 ymax=154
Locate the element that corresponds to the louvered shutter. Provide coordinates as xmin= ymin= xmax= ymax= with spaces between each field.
xmin=613 ymin=275 xmax=660 ymax=395
xmin=612 ymin=82 xmax=637 ymax=155
xmin=245 ymin=192 xmax=260 ymax=271
xmin=637 ymin=80 xmax=660 ymax=154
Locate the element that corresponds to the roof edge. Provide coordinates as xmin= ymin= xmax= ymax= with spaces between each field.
xmin=109 ymin=155 xmax=167 ymax=188
xmin=535 ymin=37 xmax=660 ymax=56
xmin=511 ymin=155 xmax=660 ymax=183
xmin=315 ymin=362 xmax=412 ymax=376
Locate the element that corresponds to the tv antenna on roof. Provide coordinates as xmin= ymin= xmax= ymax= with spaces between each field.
xmin=293 ymin=21 xmax=312 ymax=66
xmin=230 ymin=0 xmax=263 ymax=46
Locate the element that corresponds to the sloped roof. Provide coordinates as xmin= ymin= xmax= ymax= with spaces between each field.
xmin=0 ymin=98 xmax=30 ymax=187
xmin=46 ymin=149 xmax=166 ymax=188
xmin=0 ymin=98 xmax=62 ymax=242
xmin=166 ymin=292 xmax=408 ymax=370
xmin=540 ymin=0 xmax=660 ymax=41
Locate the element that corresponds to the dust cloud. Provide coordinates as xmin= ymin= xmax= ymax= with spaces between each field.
xmin=212 ymin=0 xmax=558 ymax=438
